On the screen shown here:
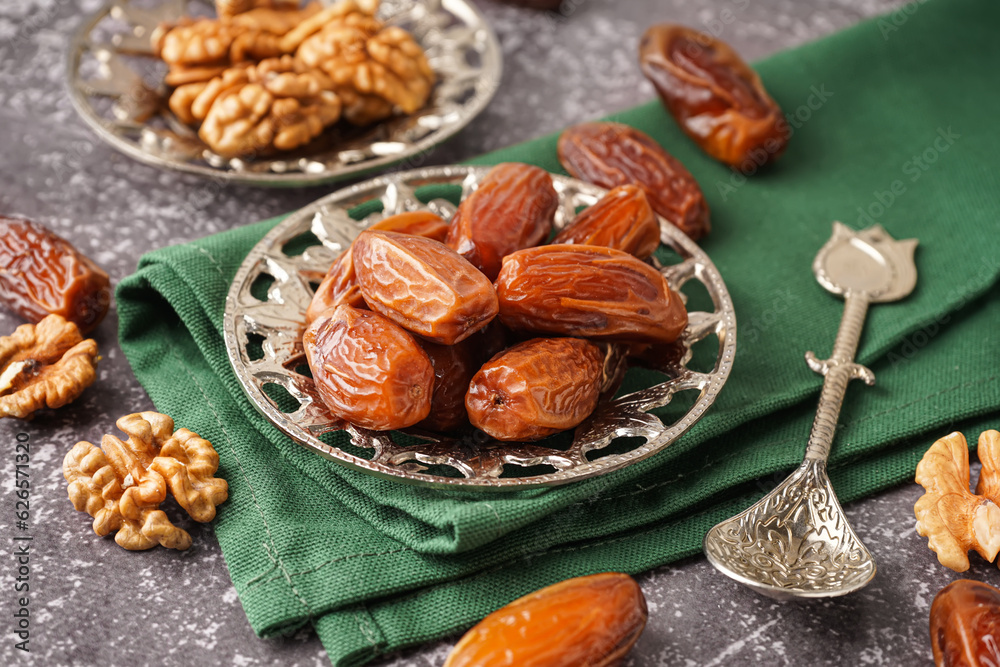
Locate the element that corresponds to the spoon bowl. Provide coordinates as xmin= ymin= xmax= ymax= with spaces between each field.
xmin=703 ymin=459 xmax=876 ymax=600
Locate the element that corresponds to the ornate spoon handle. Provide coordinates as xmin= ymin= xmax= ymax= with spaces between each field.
xmin=703 ymin=225 xmax=916 ymax=599
xmin=803 ymin=292 xmax=876 ymax=462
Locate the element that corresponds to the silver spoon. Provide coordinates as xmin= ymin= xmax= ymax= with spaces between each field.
xmin=703 ymin=223 xmax=918 ymax=599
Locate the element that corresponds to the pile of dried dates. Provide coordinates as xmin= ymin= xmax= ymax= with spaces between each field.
xmin=304 ymin=161 xmax=689 ymax=441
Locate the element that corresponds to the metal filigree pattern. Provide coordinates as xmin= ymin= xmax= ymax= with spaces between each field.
xmin=704 ymin=223 xmax=917 ymax=597
xmin=222 ymin=166 xmax=737 ymax=488
xmin=66 ymin=0 xmax=502 ymax=186
xmin=703 ymin=460 xmax=876 ymax=598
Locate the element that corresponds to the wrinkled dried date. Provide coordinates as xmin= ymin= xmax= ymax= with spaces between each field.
xmin=472 ymin=320 xmax=511 ymax=363
xmin=445 ymin=572 xmax=648 ymax=667
xmin=353 ymin=230 xmax=498 ymax=345
xmin=417 ymin=338 xmax=479 ymax=432
xmin=418 ymin=322 xmax=511 ymax=432
xmin=639 ymin=24 xmax=789 ymax=170
xmin=496 ymin=245 xmax=688 ymax=344
xmin=558 ymin=123 xmax=710 ymax=241
xmin=465 ymin=337 xmax=603 ymax=442
xmin=0 ymin=217 xmax=111 ymax=334
xmin=445 ymin=162 xmax=558 ymax=280
xmin=305 ymin=211 xmax=449 ymax=324
xmin=304 ymin=305 xmax=433 ymax=430
xmin=553 ymin=184 xmax=661 ymax=259
xmin=930 ymin=579 xmax=1000 ymax=667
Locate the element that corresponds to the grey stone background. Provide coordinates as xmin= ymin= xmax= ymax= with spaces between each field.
xmin=2 ymin=0 xmax=992 ymax=665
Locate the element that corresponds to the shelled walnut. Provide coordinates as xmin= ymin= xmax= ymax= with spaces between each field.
xmin=297 ymin=21 xmax=435 ymax=125
xmin=276 ymin=0 xmax=380 ymax=53
xmin=0 ymin=315 xmax=99 ymax=420
xmin=154 ymin=0 xmax=434 ymax=157
xmin=216 ymin=0 xmax=301 ymax=22
xmin=154 ymin=19 xmax=278 ymax=68
xmin=915 ymin=430 xmax=1000 ymax=572
xmin=153 ymin=3 xmax=321 ymax=67
xmin=63 ymin=412 xmax=228 ymax=551
xmin=178 ymin=56 xmax=343 ymax=156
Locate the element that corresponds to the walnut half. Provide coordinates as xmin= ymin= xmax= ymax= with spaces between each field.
xmin=64 ymin=412 xmax=228 ymax=551
xmin=193 ymin=56 xmax=343 ymax=157
xmin=915 ymin=430 xmax=1000 ymax=572
xmin=296 ymin=19 xmax=435 ymax=126
xmin=0 ymin=314 xmax=99 ymax=419
xmin=216 ymin=0 xmax=301 ymax=22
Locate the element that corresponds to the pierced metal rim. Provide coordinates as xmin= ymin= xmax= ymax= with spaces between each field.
xmin=65 ymin=0 xmax=503 ymax=187
xmin=223 ymin=165 xmax=737 ymax=489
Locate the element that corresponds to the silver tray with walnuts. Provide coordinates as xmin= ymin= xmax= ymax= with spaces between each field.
xmin=66 ymin=0 xmax=502 ymax=186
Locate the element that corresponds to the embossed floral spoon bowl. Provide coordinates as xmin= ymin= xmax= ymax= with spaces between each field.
xmin=703 ymin=223 xmax=918 ymax=599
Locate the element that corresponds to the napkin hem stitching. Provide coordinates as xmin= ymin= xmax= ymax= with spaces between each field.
xmin=568 ymin=373 xmax=999 ymax=504
xmin=241 ymin=371 xmax=997 ymax=601
xmin=169 ymin=343 xmax=315 ymax=619
xmin=242 ymin=547 xmax=412 ymax=593
xmin=375 ymin=502 xmax=723 ymax=613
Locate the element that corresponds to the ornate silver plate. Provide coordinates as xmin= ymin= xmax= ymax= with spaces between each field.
xmin=66 ymin=0 xmax=502 ymax=186
xmin=223 ymin=166 xmax=737 ymax=488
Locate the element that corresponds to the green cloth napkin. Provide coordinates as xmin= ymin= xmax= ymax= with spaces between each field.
xmin=118 ymin=0 xmax=1000 ymax=662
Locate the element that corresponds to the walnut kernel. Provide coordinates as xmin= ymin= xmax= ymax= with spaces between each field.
xmin=915 ymin=430 xmax=1000 ymax=572
xmin=63 ymin=412 xmax=228 ymax=551
xmin=217 ymin=0 xmax=305 ymax=22
xmin=195 ymin=57 xmax=342 ymax=157
xmin=296 ymin=19 xmax=434 ymax=125
xmin=0 ymin=315 xmax=98 ymax=419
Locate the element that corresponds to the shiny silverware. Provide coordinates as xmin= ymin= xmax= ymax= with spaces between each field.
xmin=704 ymin=223 xmax=917 ymax=598
xmin=222 ymin=166 xmax=737 ymax=488
xmin=66 ymin=0 xmax=502 ymax=186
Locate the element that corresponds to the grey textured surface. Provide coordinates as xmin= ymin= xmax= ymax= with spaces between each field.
xmin=1 ymin=0 xmax=991 ymax=665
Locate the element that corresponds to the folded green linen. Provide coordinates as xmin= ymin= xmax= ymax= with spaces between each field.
xmin=117 ymin=0 xmax=1000 ymax=662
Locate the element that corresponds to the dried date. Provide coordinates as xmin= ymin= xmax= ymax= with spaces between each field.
xmin=639 ymin=24 xmax=789 ymax=170
xmin=553 ymin=184 xmax=660 ymax=259
xmin=471 ymin=320 xmax=511 ymax=363
xmin=303 ymin=305 xmax=433 ymax=430
xmin=495 ymin=245 xmax=687 ymax=344
xmin=558 ymin=123 xmax=710 ymax=240
xmin=353 ymin=230 xmax=498 ymax=345
xmin=445 ymin=162 xmax=558 ymax=280
xmin=306 ymin=211 xmax=449 ymax=324
xmin=445 ymin=572 xmax=647 ymax=667
xmin=930 ymin=579 xmax=1000 ymax=667
xmin=0 ymin=217 xmax=111 ymax=334
xmin=417 ymin=338 xmax=479 ymax=432
xmin=466 ymin=337 xmax=603 ymax=441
